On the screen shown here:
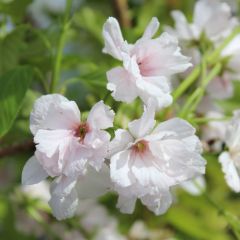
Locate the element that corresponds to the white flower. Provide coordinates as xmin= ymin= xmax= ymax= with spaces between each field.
xmin=94 ymin=225 xmax=127 ymax=240
xmin=170 ymin=0 xmax=237 ymax=43
xmin=21 ymin=180 xmax=50 ymax=203
xmin=221 ymin=34 xmax=240 ymax=81
xmin=103 ymin=17 xmax=191 ymax=109
xmin=219 ymin=110 xmax=240 ymax=192
xmin=28 ymin=0 xmax=81 ymax=28
xmin=109 ymin=101 xmax=206 ymax=215
xmin=22 ymin=94 xmax=114 ymax=219
xmin=180 ymin=176 xmax=206 ymax=196
xmin=201 ymin=111 xmax=228 ymax=152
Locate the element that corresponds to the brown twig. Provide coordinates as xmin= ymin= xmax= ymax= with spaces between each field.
xmin=0 ymin=140 xmax=34 ymax=158
xmin=112 ymin=0 xmax=132 ymax=28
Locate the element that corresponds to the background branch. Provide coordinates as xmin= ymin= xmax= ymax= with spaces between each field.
xmin=0 ymin=140 xmax=34 ymax=158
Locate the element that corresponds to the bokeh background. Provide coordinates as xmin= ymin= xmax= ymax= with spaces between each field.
xmin=1 ymin=0 xmax=240 ymax=239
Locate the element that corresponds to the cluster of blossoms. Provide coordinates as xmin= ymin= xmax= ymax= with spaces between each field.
xmin=22 ymin=0 xmax=240 ymax=220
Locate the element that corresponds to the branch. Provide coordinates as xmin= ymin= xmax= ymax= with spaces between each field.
xmin=112 ymin=0 xmax=132 ymax=28
xmin=0 ymin=140 xmax=34 ymax=158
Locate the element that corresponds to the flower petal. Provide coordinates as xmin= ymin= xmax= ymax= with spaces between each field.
xmin=141 ymin=190 xmax=172 ymax=215
xmin=153 ymin=118 xmax=195 ymax=139
xmin=110 ymin=150 xmax=133 ymax=187
xmin=34 ymin=129 xmax=73 ymax=159
xmin=116 ymin=195 xmax=136 ymax=214
xmin=49 ymin=177 xmax=78 ymax=220
xmin=140 ymin=17 xmax=160 ymax=40
xmin=109 ymin=129 xmax=134 ymax=157
xmin=136 ymin=76 xmax=172 ymax=110
xmin=107 ymin=67 xmax=138 ymax=103
xmin=219 ymin=151 xmax=240 ymax=192
xmin=76 ymin=164 xmax=112 ymax=199
xmin=128 ymin=101 xmax=156 ymax=139
xmin=30 ymin=94 xmax=80 ymax=134
xmin=87 ymin=101 xmax=115 ymax=130
xmin=180 ymin=176 xmax=206 ymax=196
xmin=171 ymin=10 xmax=196 ymax=40
xmin=22 ymin=156 xmax=48 ymax=185
xmin=132 ymin=32 xmax=192 ymax=77
xmin=102 ymin=17 xmax=128 ymax=60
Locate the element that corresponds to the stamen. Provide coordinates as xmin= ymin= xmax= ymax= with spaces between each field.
xmin=75 ymin=122 xmax=90 ymax=142
xmin=132 ymin=140 xmax=148 ymax=154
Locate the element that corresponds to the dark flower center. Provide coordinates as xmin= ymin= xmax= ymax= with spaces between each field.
xmin=132 ymin=140 xmax=148 ymax=154
xmin=75 ymin=122 xmax=89 ymax=142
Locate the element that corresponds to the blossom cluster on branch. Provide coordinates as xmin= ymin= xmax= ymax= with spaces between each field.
xmin=21 ymin=0 xmax=240 ymax=221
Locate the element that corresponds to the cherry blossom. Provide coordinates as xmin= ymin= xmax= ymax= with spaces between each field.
xmin=109 ymin=102 xmax=206 ymax=214
xmin=22 ymin=94 xmax=114 ymax=219
xmin=219 ymin=110 xmax=240 ymax=192
xmin=103 ymin=17 xmax=191 ymax=109
xmin=170 ymin=0 xmax=237 ymax=43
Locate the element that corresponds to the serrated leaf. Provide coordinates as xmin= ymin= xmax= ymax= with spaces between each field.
xmin=0 ymin=66 xmax=33 ymax=138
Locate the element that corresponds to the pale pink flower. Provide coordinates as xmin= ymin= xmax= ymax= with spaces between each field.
xmin=219 ymin=110 xmax=240 ymax=192
xmin=22 ymin=94 xmax=114 ymax=219
xmin=103 ymin=17 xmax=191 ymax=109
xmin=201 ymin=111 xmax=228 ymax=152
xmin=170 ymin=0 xmax=238 ymax=43
xmin=109 ymin=102 xmax=206 ymax=214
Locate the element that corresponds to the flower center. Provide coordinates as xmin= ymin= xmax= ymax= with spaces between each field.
xmin=132 ymin=140 xmax=148 ymax=154
xmin=75 ymin=122 xmax=89 ymax=142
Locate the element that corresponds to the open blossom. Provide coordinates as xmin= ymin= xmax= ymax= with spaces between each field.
xmin=102 ymin=17 xmax=191 ymax=109
xmin=109 ymin=102 xmax=206 ymax=214
xmin=22 ymin=94 xmax=114 ymax=219
xmin=201 ymin=111 xmax=228 ymax=152
xmin=219 ymin=110 xmax=240 ymax=192
xmin=169 ymin=0 xmax=240 ymax=100
xmin=170 ymin=0 xmax=237 ymax=43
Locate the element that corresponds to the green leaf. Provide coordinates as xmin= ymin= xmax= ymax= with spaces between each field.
xmin=0 ymin=66 xmax=33 ymax=138
xmin=0 ymin=27 xmax=27 ymax=74
xmin=0 ymin=0 xmax=32 ymax=22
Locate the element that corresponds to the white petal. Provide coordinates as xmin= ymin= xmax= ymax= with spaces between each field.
xmin=87 ymin=101 xmax=115 ymax=130
xmin=141 ymin=190 xmax=172 ymax=215
xmin=128 ymin=101 xmax=156 ymax=139
xmin=49 ymin=177 xmax=78 ymax=220
xmin=131 ymin=152 xmax=175 ymax=189
xmin=102 ymin=17 xmax=128 ymax=60
xmin=76 ymin=164 xmax=112 ymax=199
xmin=106 ymin=67 xmax=138 ymax=103
xmin=132 ymin=32 xmax=192 ymax=77
xmin=194 ymin=0 xmax=237 ymax=40
xmin=22 ymin=156 xmax=48 ymax=185
xmin=171 ymin=10 xmax=195 ymax=40
xmin=207 ymin=76 xmax=233 ymax=100
xmin=219 ymin=152 xmax=240 ymax=192
xmin=85 ymin=130 xmax=110 ymax=171
xmin=150 ymin=139 xmax=206 ymax=182
xmin=116 ymin=195 xmax=136 ymax=214
xmin=110 ymin=150 xmax=133 ymax=187
xmin=180 ymin=176 xmax=206 ymax=196
xmin=136 ymin=76 xmax=172 ymax=110
xmin=153 ymin=118 xmax=195 ymax=139
xmin=182 ymin=135 xmax=202 ymax=153
xmin=109 ymin=129 xmax=134 ymax=157
xmin=141 ymin=17 xmax=160 ymax=40
xmin=30 ymin=94 xmax=80 ymax=134
xmin=34 ymin=129 xmax=73 ymax=159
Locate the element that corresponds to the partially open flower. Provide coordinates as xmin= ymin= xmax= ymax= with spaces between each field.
xmin=109 ymin=101 xmax=206 ymax=214
xmin=103 ymin=17 xmax=191 ymax=110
